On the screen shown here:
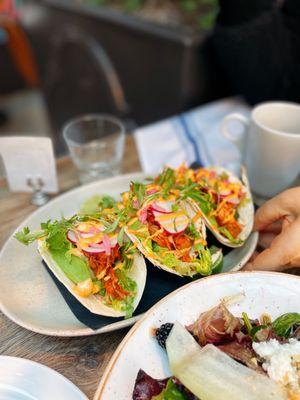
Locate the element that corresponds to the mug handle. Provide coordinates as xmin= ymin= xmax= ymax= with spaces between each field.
xmin=221 ymin=113 xmax=249 ymax=156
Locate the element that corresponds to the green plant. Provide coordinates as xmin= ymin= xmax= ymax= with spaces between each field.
xmin=87 ymin=0 xmax=218 ymax=30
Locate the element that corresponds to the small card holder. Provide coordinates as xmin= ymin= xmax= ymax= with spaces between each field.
xmin=0 ymin=136 xmax=58 ymax=205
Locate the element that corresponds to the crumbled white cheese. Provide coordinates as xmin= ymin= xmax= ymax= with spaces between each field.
xmin=253 ymin=339 xmax=300 ymax=391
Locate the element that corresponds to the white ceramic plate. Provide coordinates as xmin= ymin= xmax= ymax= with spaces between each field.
xmin=95 ymin=271 xmax=300 ymax=400
xmin=0 ymin=356 xmax=87 ymax=400
xmin=0 ymin=173 xmax=258 ymax=337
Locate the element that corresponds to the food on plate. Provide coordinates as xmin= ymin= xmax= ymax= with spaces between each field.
xmin=14 ymin=164 xmax=255 ymax=315
xmin=124 ymin=181 xmax=223 ymax=277
xmin=133 ymin=301 xmax=300 ymax=399
xmin=15 ymin=196 xmax=146 ymax=317
xmin=163 ymin=164 xmax=254 ymax=247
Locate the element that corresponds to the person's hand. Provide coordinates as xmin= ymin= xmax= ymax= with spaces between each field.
xmin=244 ymin=187 xmax=300 ymax=271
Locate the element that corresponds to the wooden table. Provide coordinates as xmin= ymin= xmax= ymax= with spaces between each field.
xmin=0 ymin=135 xmax=140 ymax=399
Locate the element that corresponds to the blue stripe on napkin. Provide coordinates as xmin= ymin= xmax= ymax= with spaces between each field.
xmin=177 ymin=115 xmax=203 ymax=167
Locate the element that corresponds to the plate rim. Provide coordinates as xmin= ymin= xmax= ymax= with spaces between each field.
xmin=0 ymin=172 xmax=257 ymax=337
xmin=0 ymin=355 xmax=88 ymax=399
xmin=94 ymin=271 xmax=300 ymax=400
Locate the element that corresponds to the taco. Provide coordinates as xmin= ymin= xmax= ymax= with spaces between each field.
xmin=15 ymin=214 xmax=147 ymax=318
xmin=168 ymin=165 xmax=254 ymax=247
xmin=124 ymin=183 xmax=222 ymax=277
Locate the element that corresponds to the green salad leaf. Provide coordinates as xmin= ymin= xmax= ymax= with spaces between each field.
xmin=157 ymin=167 xmax=175 ymax=189
xmin=79 ymin=194 xmax=116 ymax=215
xmin=272 ymin=313 xmax=300 ymax=338
xmin=15 ymin=227 xmax=45 ymax=245
xmin=131 ymin=182 xmax=146 ymax=207
xmin=153 ymin=379 xmax=187 ymax=399
xmin=242 ymin=312 xmax=253 ymax=334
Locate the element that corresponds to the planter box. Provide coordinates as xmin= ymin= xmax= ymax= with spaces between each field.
xmin=20 ymin=0 xmax=228 ymax=151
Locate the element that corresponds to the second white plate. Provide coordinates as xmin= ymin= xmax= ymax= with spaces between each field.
xmin=0 ymin=356 xmax=87 ymax=400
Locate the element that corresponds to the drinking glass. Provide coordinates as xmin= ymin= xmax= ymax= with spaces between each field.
xmin=63 ymin=114 xmax=125 ymax=184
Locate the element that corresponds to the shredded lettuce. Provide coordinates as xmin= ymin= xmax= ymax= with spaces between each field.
xmin=152 ymin=244 xmax=212 ymax=276
xmin=116 ymin=268 xmax=137 ymax=318
xmin=218 ymin=226 xmax=242 ymax=245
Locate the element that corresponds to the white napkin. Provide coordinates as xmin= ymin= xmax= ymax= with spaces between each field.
xmin=134 ymin=97 xmax=250 ymax=175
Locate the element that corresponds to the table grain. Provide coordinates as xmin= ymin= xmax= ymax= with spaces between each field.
xmin=0 ymin=134 xmax=140 ymax=399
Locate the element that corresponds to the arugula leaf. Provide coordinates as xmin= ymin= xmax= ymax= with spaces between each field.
xmin=15 ymin=227 xmax=45 ymax=245
xmin=115 ymin=269 xmax=137 ymax=318
xmin=45 ymin=220 xmax=71 ymax=251
xmin=131 ymin=182 xmax=146 ymax=206
xmin=117 ymin=226 xmax=125 ymax=246
xmin=154 ymin=379 xmax=187 ymax=399
xmin=104 ymin=217 xmax=120 ymax=234
xmin=242 ymin=312 xmax=253 ymax=334
xmin=186 ymin=223 xmax=200 ymax=239
xmin=272 ymin=313 xmax=300 ymax=338
xmin=129 ymin=219 xmax=144 ymax=231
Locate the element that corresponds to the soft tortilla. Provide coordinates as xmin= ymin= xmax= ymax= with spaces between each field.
xmin=125 ymin=200 xmax=209 ymax=277
xmin=38 ymin=240 xmax=147 ymax=317
xmin=192 ymin=166 xmax=254 ymax=248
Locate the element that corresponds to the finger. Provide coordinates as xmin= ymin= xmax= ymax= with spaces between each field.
xmin=251 ymin=219 xmax=300 ymax=271
xmin=258 ymin=232 xmax=276 ymax=249
xmin=242 ymin=251 xmax=259 ymax=271
xmin=243 ymin=262 xmax=253 ymax=271
xmin=253 ymin=189 xmax=298 ymax=232
xmin=260 ymin=220 xmax=282 ymax=234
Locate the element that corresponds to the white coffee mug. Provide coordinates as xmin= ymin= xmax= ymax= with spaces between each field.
xmin=221 ymin=101 xmax=300 ymax=198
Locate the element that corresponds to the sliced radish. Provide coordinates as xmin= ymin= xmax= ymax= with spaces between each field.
xmin=227 ymin=197 xmax=240 ymax=205
xmin=67 ymin=230 xmax=78 ymax=244
xmin=138 ymin=206 xmax=149 ymax=224
xmin=219 ymin=189 xmax=232 ymax=197
xmin=78 ymin=231 xmax=97 ymax=239
xmin=132 ymin=199 xmax=139 ymax=208
xmin=77 ymin=224 xmax=105 ymax=239
xmin=82 ymin=246 xmax=105 ymax=254
xmin=151 ymin=200 xmax=174 ymax=214
xmin=153 ymin=211 xmax=189 ymax=234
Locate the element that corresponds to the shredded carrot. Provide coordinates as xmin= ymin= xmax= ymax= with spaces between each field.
xmin=84 ymin=246 xmax=129 ymax=301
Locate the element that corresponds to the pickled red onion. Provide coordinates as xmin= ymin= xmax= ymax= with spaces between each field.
xmin=102 ymin=234 xmax=111 ymax=255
